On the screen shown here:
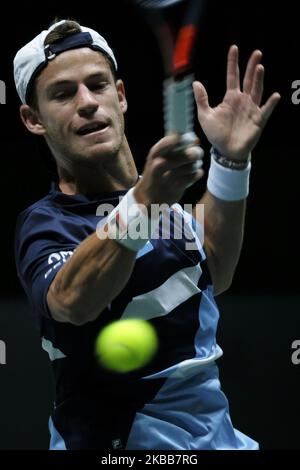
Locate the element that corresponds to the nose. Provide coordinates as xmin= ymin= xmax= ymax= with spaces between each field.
xmin=76 ymin=84 xmax=98 ymax=118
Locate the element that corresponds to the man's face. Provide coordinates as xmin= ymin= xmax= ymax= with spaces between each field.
xmin=34 ymin=48 xmax=127 ymax=166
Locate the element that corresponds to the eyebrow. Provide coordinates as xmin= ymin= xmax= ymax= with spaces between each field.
xmin=46 ymin=72 xmax=110 ymax=95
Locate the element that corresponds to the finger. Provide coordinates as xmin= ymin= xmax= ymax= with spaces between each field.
xmin=227 ymin=45 xmax=240 ymax=90
xmin=184 ymin=168 xmax=205 ymax=188
xmin=150 ymin=133 xmax=200 ymax=159
xmin=185 ymin=146 xmax=204 ymax=162
xmin=260 ymin=92 xmax=281 ymax=123
xmin=181 ymin=159 xmax=204 ymax=175
xmin=166 ymin=145 xmax=203 ymax=165
xmin=163 ymin=168 xmax=205 ymax=188
xmin=163 ymin=149 xmax=204 ymax=180
xmin=151 ymin=145 xmax=203 ymax=176
xmin=149 ymin=134 xmax=182 ymax=160
xmin=250 ymin=64 xmax=264 ymax=106
xmin=243 ymin=49 xmax=263 ymax=94
xmin=166 ymin=161 xmax=204 ymax=180
xmin=172 ymin=133 xmax=201 ymax=152
xmin=179 ymin=168 xmax=205 ymax=188
xmin=174 ymin=146 xmax=204 ymax=176
xmin=192 ymin=81 xmax=210 ymax=120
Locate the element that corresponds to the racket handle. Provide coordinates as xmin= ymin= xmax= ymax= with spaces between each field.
xmin=163 ymin=73 xmax=195 ymax=137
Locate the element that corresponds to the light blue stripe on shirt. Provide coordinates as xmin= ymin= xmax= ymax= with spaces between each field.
xmin=126 ymin=363 xmax=259 ymax=450
xmin=49 ymin=417 xmax=67 ymax=450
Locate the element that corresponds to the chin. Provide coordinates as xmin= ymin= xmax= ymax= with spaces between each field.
xmin=81 ymin=143 xmax=119 ymax=162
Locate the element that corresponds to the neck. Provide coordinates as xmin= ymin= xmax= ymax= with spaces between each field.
xmin=57 ymin=137 xmax=138 ymax=196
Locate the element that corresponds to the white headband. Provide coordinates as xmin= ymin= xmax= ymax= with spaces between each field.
xmin=13 ymin=20 xmax=118 ymax=104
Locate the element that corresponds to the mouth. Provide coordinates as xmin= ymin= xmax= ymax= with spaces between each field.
xmin=76 ymin=121 xmax=108 ymax=136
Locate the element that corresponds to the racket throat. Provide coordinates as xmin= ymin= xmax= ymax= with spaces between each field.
xmin=173 ymin=25 xmax=198 ymax=72
xmin=163 ymin=74 xmax=195 ymax=136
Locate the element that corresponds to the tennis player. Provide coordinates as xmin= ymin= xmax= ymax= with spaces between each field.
xmin=14 ymin=19 xmax=280 ymax=449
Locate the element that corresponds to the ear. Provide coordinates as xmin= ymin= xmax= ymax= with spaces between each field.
xmin=19 ymin=105 xmax=46 ymax=135
xmin=116 ymin=79 xmax=128 ymax=113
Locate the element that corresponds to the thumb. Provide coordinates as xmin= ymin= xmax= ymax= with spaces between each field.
xmin=193 ymin=81 xmax=210 ymax=117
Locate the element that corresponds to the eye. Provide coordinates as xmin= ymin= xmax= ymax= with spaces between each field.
xmin=54 ymin=92 xmax=66 ymax=99
xmin=90 ymin=82 xmax=108 ymax=91
xmin=54 ymin=91 xmax=70 ymax=100
xmin=52 ymin=88 xmax=76 ymax=101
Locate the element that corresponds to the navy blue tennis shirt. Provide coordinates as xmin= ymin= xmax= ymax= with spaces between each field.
xmin=15 ymin=181 xmax=258 ymax=450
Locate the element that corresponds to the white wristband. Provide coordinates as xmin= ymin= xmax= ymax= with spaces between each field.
xmin=106 ymin=188 xmax=160 ymax=252
xmin=207 ymin=155 xmax=251 ymax=201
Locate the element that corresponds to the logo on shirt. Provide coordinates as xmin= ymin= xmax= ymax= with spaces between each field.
xmin=111 ymin=438 xmax=123 ymax=449
xmin=44 ymin=250 xmax=74 ymax=279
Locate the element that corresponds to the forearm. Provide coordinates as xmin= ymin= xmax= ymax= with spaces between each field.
xmin=195 ymin=190 xmax=246 ymax=295
xmin=191 ymin=44 xmax=280 ymax=294
xmin=47 ymin=228 xmax=136 ymax=325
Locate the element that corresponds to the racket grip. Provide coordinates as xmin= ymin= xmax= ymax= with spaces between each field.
xmin=163 ymin=73 xmax=195 ymax=136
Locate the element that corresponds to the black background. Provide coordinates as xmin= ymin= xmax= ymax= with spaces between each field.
xmin=0 ymin=0 xmax=299 ymax=450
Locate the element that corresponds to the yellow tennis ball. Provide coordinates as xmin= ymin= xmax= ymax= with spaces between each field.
xmin=95 ymin=319 xmax=158 ymax=373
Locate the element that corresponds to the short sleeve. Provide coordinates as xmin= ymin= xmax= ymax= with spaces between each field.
xmin=15 ymin=206 xmax=77 ymax=320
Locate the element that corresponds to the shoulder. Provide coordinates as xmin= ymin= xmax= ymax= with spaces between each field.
xmin=16 ymin=196 xmax=61 ymax=240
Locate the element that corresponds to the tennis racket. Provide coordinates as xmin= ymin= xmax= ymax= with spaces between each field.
xmin=131 ymin=0 xmax=206 ymax=147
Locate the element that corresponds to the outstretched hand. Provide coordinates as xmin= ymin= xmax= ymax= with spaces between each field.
xmin=193 ymin=45 xmax=281 ymax=160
